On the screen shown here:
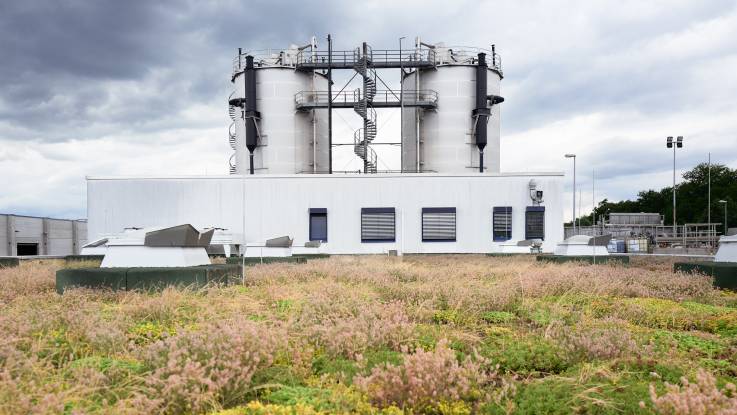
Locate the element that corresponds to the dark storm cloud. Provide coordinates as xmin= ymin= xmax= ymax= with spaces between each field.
xmin=0 ymin=1 xmax=170 ymax=81
xmin=0 ymin=0 xmax=352 ymax=141
xmin=0 ymin=0 xmax=182 ymax=139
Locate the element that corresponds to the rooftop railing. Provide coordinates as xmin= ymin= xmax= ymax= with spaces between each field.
xmin=231 ymin=48 xmax=302 ymax=75
xmin=432 ymin=46 xmax=503 ymax=75
xmin=233 ymin=46 xmax=503 ymax=76
xmin=294 ymin=89 xmax=439 ymax=108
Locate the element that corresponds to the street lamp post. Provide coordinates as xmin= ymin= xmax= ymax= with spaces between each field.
xmin=720 ymin=200 xmax=728 ymax=235
xmin=666 ymin=136 xmax=684 ymax=235
xmin=565 ymin=154 xmax=576 ymax=234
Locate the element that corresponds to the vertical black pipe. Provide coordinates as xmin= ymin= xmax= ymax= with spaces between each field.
xmin=244 ymin=55 xmax=258 ymax=175
xmin=327 ymin=34 xmax=333 ymax=174
xmin=491 ymin=45 xmax=496 ymax=67
xmin=474 ymin=52 xmax=489 ymax=173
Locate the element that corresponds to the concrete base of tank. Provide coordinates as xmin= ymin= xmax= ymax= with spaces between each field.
xmin=674 ymin=262 xmax=737 ymax=290
xmin=56 ymin=264 xmax=240 ymax=294
xmin=0 ymin=257 xmax=20 ymax=268
xmin=536 ymin=255 xmax=629 ymax=265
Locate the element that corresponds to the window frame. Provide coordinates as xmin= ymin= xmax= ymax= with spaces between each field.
xmin=421 ymin=207 xmax=457 ymax=242
xmin=16 ymin=243 xmax=39 ymax=256
xmin=493 ymin=206 xmax=513 ymax=242
xmin=525 ymin=206 xmax=545 ymax=240
xmin=361 ymin=207 xmax=396 ymax=243
xmin=308 ymin=208 xmax=328 ymax=242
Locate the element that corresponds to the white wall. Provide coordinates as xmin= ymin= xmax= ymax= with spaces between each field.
xmin=0 ymin=214 xmax=86 ymax=256
xmin=88 ymin=173 xmax=564 ymax=254
xmin=0 ymin=215 xmax=8 ymax=256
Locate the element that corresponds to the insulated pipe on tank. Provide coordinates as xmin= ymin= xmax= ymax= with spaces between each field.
xmin=244 ymin=55 xmax=259 ymax=174
xmin=415 ymin=37 xmax=421 ymax=172
xmin=327 ymin=34 xmax=333 ymax=174
xmin=473 ymin=53 xmax=490 ymax=173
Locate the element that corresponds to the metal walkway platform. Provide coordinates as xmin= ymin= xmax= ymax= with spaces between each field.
xmin=295 ymin=90 xmax=439 ymax=110
xmin=232 ymin=46 xmax=503 ymax=78
xmin=295 ymin=49 xmax=436 ymax=71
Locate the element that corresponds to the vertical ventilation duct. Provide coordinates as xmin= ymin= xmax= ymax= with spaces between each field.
xmin=473 ymin=53 xmax=490 ymax=173
xmin=244 ymin=55 xmax=259 ymax=174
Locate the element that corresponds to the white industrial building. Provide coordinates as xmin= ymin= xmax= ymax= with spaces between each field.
xmin=87 ymin=38 xmax=564 ymax=255
xmin=1 ymin=214 xmax=87 ymax=256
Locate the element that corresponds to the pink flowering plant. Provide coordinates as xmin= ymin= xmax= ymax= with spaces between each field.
xmin=0 ymin=255 xmax=735 ymax=414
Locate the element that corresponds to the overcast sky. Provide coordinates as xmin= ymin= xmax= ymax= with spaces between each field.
xmin=1 ymin=0 xmax=736 ymax=220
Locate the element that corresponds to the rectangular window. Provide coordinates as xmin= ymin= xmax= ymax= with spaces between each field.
xmin=422 ymin=207 xmax=456 ymax=242
xmin=361 ymin=208 xmax=396 ymax=242
xmin=493 ymin=207 xmax=512 ymax=241
xmin=309 ymin=208 xmax=327 ymax=242
xmin=16 ymin=243 xmax=39 ymax=256
xmin=525 ymin=206 xmax=545 ymax=240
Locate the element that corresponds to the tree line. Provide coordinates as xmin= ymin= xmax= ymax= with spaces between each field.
xmin=573 ymin=163 xmax=736 ymax=229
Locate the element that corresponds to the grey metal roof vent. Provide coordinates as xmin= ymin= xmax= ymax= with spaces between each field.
xmin=144 ymin=224 xmax=214 ymax=247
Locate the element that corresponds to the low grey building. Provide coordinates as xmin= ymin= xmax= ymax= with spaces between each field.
xmin=1 ymin=214 xmax=87 ymax=256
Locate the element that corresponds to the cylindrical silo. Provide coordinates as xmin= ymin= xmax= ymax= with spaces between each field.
xmin=231 ymin=48 xmax=329 ymax=175
xmin=403 ymin=46 xmax=502 ymax=174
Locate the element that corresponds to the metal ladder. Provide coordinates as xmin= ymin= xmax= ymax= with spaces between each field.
xmin=228 ymin=92 xmax=238 ymax=174
xmin=352 ymin=44 xmax=378 ymax=173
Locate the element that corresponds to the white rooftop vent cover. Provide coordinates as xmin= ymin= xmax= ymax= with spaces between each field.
xmin=715 ymin=234 xmax=737 ymax=263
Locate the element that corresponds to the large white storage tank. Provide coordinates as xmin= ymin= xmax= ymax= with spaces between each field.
xmin=231 ymin=48 xmax=329 ymax=174
xmin=402 ymin=46 xmax=502 ymax=174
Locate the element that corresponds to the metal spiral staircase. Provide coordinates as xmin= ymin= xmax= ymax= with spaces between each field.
xmin=352 ymin=45 xmax=378 ymax=173
xmin=227 ymin=92 xmax=238 ymax=174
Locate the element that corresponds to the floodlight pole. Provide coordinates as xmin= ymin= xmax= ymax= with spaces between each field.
xmin=667 ymin=136 xmax=683 ymax=236
xmin=672 ymin=139 xmax=676 ymax=234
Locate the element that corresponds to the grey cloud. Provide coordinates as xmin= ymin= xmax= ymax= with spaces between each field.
xmin=0 ymin=0 xmax=370 ymax=143
xmin=2 ymin=0 xmax=737 ymax=218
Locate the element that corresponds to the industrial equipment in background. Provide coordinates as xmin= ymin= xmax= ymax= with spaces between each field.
xmin=1 ymin=214 xmax=87 ymax=257
xmin=85 ymin=36 xmax=566 ymax=255
xmin=564 ymin=212 xmax=723 ymax=255
xmin=227 ymin=38 xmax=504 ymax=175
